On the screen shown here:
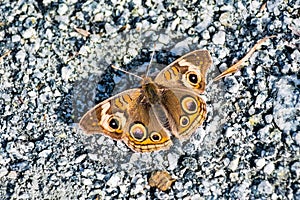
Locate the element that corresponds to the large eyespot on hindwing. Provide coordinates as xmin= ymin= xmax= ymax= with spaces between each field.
xmin=186 ymin=71 xmax=201 ymax=86
xmin=129 ymin=122 xmax=147 ymax=142
xmin=150 ymin=131 xmax=162 ymax=142
xmin=180 ymin=96 xmax=198 ymax=114
xmin=179 ymin=115 xmax=190 ymax=127
xmin=107 ymin=116 xmax=122 ymax=133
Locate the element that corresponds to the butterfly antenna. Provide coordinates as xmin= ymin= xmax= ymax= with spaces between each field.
xmin=145 ymin=44 xmax=156 ymax=78
xmin=111 ymin=65 xmax=143 ymax=80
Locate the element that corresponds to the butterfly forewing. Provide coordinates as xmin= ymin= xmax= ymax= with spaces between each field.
xmin=155 ymin=50 xmax=212 ymax=94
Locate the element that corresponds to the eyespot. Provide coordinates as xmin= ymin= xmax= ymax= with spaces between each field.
xmin=150 ymin=132 xmax=162 ymax=142
xmin=180 ymin=115 xmax=190 ymax=127
xmin=129 ymin=122 xmax=147 ymax=142
xmin=108 ymin=117 xmax=120 ymax=130
xmin=186 ymin=72 xmax=201 ymax=86
xmin=181 ymin=96 xmax=198 ymax=114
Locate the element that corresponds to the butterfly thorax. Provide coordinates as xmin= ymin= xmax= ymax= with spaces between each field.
xmin=141 ymin=77 xmax=160 ymax=104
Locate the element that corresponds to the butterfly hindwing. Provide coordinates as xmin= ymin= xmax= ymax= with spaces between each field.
xmin=79 ymin=88 xmax=172 ymax=152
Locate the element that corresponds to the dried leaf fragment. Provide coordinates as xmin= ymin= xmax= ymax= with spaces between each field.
xmin=149 ymin=171 xmax=176 ymax=191
xmin=74 ymin=27 xmax=90 ymax=37
xmin=0 ymin=50 xmax=12 ymax=63
xmin=213 ymin=35 xmax=276 ymax=81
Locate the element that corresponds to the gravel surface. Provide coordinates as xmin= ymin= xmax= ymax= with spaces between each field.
xmin=0 ymin=0 xmax=299 ymax=199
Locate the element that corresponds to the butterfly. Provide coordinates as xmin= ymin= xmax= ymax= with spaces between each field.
xmin=79 ymin=50 xmax=213 ymax=152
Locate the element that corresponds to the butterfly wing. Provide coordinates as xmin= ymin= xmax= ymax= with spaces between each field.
xmin=157 ymin=87 xmax=207 ymax=140
xmin=155 ymin=50 xmax=212 ymax=94
xmin=79 ymin=89 xmax=172 ymax=152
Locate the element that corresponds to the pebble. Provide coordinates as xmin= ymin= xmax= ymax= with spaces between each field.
xmin=83 ymin=178 xmax=93 ymax=186
xmin=291 ymin=162 xmax=300 ymax=179
xmin=212 ymin=31 xmax=226 ymax=45
xmin=228 ymin=156 xmax=240 ymax=171
xmin=264 ymin=162 xmax=275 ymax=175
xmin=255 ymin=158 xmax=266 ymax=170
xmin=294 ymin=132 xmax=300 ymax=145
xmin=257 ymin=180 xmax=274 ymax=195
xmin=255 ymin=91 xmax=268 ymax=108
xmin=0 ymin=168 xmax=8 ymax=178
xmin=167 ymin=152 xmax=180 ymax=171
xmin=57 ymin=4 xmax=69 ymax=15
xmin=106 ymin=172 xmax=123 ymax=188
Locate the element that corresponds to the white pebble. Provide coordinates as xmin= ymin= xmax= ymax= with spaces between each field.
xmin=28 ymin=90 xmax=37 ymax=97
xmin=158 ymin=34 xmax=170 ymax=45
xmin=39 ymin=149 xmax=52 ymax=158
xmin=57 ymin=4 xmax=68 ymax=15
xmin=22 ymin=27 xmax=36 ymax=39
xmin=212 ymin=31 xmax=226 ymax=45
xmin=167 ymin=152 xmax=180 ymax=170
xmin=264 ymin=162 xmax=275 ymax=175
xmin=105 ymin=23 xmax=117 ymax=34
xmin=0 ymin=168 xmax=8 ymax=178
xmin=15 ymin=50 xmax=26 ymax=63
xmin=258 ymin=180 xmax=274 ymax=194
xmin=228 ymin=156 xmax=240 ymax=171
xmin=291 ymin=162 xmax=300 ymax=179
xmin=83 ymin=178 xmax=93 ymax=186
xmin=201 ymin=30 xmax=210 ymax=40
xmin=12 ymin=34 xmax=21 ymax=42
xmin=106 ymin=173 xmax=121 ymax=188
xmin=7 ymin=171 xmax=17 ymax=179
xmin=294 ymin=132 xmax=300 ymax=145
xmin=255 ymin=158 xmax=266 ymax=170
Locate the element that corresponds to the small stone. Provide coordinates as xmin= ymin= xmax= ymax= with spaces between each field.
xmin=105 ymin=23 xmax=117 ymax=34
xmin=212 ymin=31 xmax=226 ymax=45
xmin=61 ymin=66 xmax=72 ymax=81
xmin=0 ymin=167 xmax=8 ymax=178
xmin=171 ymin=38 xmax=191 ymax=55
xmin=107 ymin=172 xmax=122 ymax=188
xmin=265 ymin=114 xmax=273 ymax=124
xmin=12 ymin=34 xmax=21 ymax=42
xmin=26 ymin=122 xmax=34 ymax=130
xmin=15 ymin=50 xmax=27 ymax=63
xmin=38 ymin=149 xmax=52 ymax=158
xmin=229 ymin=172 xmax=239 ymax=181
xmin=94 ymin=12 xmax=104 ymax=22
xmin=255 ymin=158 xmax=266 ymax=170
xmin=7 ymin=171 xmax=18 ymax=179
xmin=57 ymin=3 xmax=69 ymax=15
xmin=228 ymin=156 xmax=240 ymax=171
xmin=22 ymin=27 xmax=36 ymax=39
xmin=294 ymin=132 xmax=300 ymax=145
xmin=257 ymin=180 xmax=274 ymax=194
xmin=219 ymin=12 xmax=232 ymax=26
xmin=291 ymin=162 xmax=300 ymax=179
xmin=158 ymin=34 xmax=170 ymax=45
xmin=255 ymin=92 xmax=268 ymax=108
xmin=82 ymin=169 xmax=94 ymax=177
xmin=167 ymin=152 xmax=180 ymax=170
xmin=74 ymin=154 xmax=87 ymax=163
xmin=201 ymin=30 xmax=210 ymax=40
xmin=264 ymin=162 xmax=275 ymax=175
xmin=225 ymin=127 xmax=236 ymax=138
xmin=83 ymin=178 xmax=93 ymax=186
